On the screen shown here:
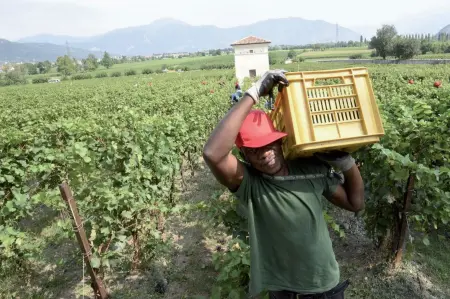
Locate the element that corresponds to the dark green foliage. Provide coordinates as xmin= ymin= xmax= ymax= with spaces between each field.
xmin=141 ymin=68 xmax=154 ymax=74
xmin=31 ymin=77 xmax=49 ymax=84
xmin=71 ymin=73 xmax=93 ymax=80
xmin=0 ymin=71 xmax=27 ymax=86
xmin=95 ymin=72 xmax=108 ymax=78
xmin=393 ymin=38 xmax=421 ymax=60
xmin=349 ymin=54 xmax=363 ymax=59
xmin=369 ymin=25 xmax=398 ymax=59
xmin=125 ymin=69 xmax=137 ymax=76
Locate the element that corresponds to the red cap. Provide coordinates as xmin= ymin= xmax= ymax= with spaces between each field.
xmin=235 ymin=110 xmax=287 ymax=148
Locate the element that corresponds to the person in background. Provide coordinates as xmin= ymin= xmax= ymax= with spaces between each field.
xmin=203 ymin=70 xmax=364 ymax=298
xmin=231 ymin=82 xmax=243 ymax=106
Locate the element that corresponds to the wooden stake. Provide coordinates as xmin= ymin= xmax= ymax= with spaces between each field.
xmin=393 ymin=174 xmax=415 ymax=268
xmin=59 ymin=183 xmax=109 ymax=299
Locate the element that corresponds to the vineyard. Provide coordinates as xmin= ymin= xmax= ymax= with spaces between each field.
xmin=1 ymin=64 xmax=450 ymax=298
xmin=0 ymin=71 xmax=232 ymax=297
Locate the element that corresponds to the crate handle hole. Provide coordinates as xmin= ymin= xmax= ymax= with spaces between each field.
xmin=314 ymin=78 xmax=344 ymax=86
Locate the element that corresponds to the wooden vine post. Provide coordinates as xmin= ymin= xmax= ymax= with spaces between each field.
xmin=393 ymin=174 xmax=415 ymax=268
xmin=59 ymin=183 xmax=109 ymax=299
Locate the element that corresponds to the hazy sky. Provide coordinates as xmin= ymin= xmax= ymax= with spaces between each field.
xmin=2 ymin=0 xmax=450 ymax=40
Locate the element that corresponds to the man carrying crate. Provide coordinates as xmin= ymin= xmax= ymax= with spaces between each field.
xmin=203 ymin=70 xmax=365 ymax=299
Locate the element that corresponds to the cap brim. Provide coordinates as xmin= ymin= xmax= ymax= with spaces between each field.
xmin=241 ymin=131 xmax=287 ymax=148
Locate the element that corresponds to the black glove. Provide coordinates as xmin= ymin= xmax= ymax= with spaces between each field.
xmin=245 ymin=70 xmax=289 ymax=103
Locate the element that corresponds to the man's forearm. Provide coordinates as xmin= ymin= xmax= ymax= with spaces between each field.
xmin=203 ymin=95 xmax=254 ymax=163
xmin=342 ymin=165 xmax=365 ymax=211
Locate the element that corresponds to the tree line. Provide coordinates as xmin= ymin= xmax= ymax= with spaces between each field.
xmin=270 ymin=38 xmax=369 ymax=51
xmin=55 ymin=52 xmax=115 ymax=77
xmin=370 ymin=25 xmax=450 ymax=60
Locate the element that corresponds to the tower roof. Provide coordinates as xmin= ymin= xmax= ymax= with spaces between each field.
xmin=231 ymin=36 xmax=271 ymax=46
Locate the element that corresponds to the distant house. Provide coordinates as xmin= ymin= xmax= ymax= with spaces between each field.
xmin=172 ymin=52 xmax=189 ymax=58
xmin=231 ymin=36 xmax=271 ymax=81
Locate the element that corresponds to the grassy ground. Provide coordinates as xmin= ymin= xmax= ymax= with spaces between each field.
xmin=299 ymin=48 xmax=372 ymax=59
xmin=330 ymin=208 xmax=450 ymax=299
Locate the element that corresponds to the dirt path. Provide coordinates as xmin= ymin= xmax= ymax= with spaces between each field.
xmin=105 ymin=160 xmax=228 ymax=299
xmin=161 ymin=161 xmax=227 ymax=298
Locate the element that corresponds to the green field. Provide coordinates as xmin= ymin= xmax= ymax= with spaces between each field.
xmin=27 ymin=48 xmax=370 ymax=79
xmin=298 ymin=47 xmax=372 ymax=59
xmin=32 ymin=54 xmax=235 ymax=79
xmin=2 ymin=62 xmax=450 ymax=298
xmin=26 ymin=47 xmax=450 ymax=82
xmin=105 ymin=54 xmax=234 ymax=72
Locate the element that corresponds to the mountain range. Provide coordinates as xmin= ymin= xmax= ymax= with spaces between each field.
xmin=15 ymin=18 xmax=361 ymax=58
xmin=3 ymin=17 xmax=450 ymax=63
xmin=438 ymin=24 xmax=450 ymax=35
xmin=0 ymin=39 xmax=103 ymax=63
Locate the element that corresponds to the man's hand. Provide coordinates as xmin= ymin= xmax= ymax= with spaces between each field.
xmin=318 ymin=150 xmax=364 ymax=213
xmin=315 ymin=150 xmax=355 ymax=172
xmin=245 ymin=70 xmax=289 ymax=103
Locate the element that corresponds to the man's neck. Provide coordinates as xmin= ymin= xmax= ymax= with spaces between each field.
xmin=271 ymin=162 xmax=289 ymax=177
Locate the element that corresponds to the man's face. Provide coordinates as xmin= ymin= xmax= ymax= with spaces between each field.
xmin=241 ymin=140 xmax=285 ymax=175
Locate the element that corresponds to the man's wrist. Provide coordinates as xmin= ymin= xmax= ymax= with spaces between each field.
xmin=340 ymin=156 xmax=356 ymax=172
xmin=244 ymin=86 xmax=259 ymax=104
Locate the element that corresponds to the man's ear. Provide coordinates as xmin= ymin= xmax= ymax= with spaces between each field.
xmin=237 ymin=148 xmax=249 ymax=164
xmin=239 ymin=149 xmax=246 ymax=160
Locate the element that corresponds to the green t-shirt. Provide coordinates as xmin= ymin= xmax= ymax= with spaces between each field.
xmin=233 ymin=157 xmax=341 ymax=297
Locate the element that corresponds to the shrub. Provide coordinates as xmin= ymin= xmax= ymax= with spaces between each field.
xmin=125 ymin=69 xmax=137 ymax=76
xmin=349 ymin=54 xmax=363 ymax=59
xmin=211 ymin=239 xmax=250 ymax=298
xmin=32 ymin=77 xmax=49 ymax=84
xmin=155 ymin=69 xmax=163 ymax=74
xmin=72 ymin=73 xmax=93 ymax=80
xmin=444 ymin=45 xmax=450 ymax=54
xmin=142 ymin=68 xmax=154 ymax=74
xmin=95 ymin=72 xmax=108 ymax=78
xmin=393 ymin=38 xmax=421 ymax=60
xmin=0 ymin=71 xmax=27 ymax=86
xmin=111 ymin=71 xmax=122 ymax=77
xmin=200 ymin=64 xmax=234 ymax=70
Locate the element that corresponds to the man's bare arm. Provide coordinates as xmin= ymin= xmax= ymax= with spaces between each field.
xmin=327 ymin=165 xmax=365 ymax=212
xmin=203 ymin=96 xmax=254 ymax=191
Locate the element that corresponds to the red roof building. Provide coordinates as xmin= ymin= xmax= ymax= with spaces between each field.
xmin=230 ymin=36 xmax=271 ymax=46
xmin=231 ymin=36 xmax=271 ymax=81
